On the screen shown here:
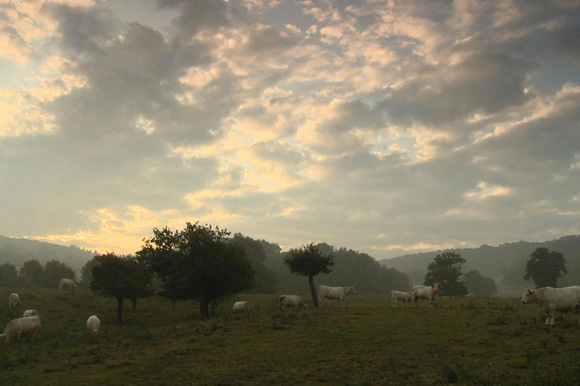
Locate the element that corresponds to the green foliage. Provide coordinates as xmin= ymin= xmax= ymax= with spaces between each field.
xmin=0 ymin=263 xmax=18 ymax=287
xmin=284 ymin=243 xmax=334 ymax=307
xmin=424 ymin=251 xmax=468 ymax=296
xmin=284 ymin=243 xmax=334 ymax=278
xmin=90 ymin=253 xmax=154 ymax=322
xmin=44 ymin=260 xmax=76 ymax=288
xmin=79 ymin=258 xmax=100 ymax=288
xmin=138 ymin=222 xmax=255 ymax=319
xmin=463 ymin=270 xmax=498 ymax=297
xmin=231 ymin=233 xmax=277 ymax=293
xmin=18 ymin=260 xmax=45 ymax=287
xmin=523 ymin=248 xmax=567 ymax=288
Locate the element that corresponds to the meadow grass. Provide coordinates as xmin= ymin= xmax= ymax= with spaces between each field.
xmin=1 ymin=289 xmax=580 ymax=385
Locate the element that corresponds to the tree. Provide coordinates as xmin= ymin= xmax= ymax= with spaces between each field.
xmin=523 ymin=247 xmax=567 ymax=288
xmin=80 ymin=258 xmax=100 ymax=288
xmin=463 ymin=270 xmax=497 ymax=297
xmin=138 ymin=222 xmax=255 ymax=320
xmin=424 ymin=251 xmax=468 ymax=296
xmin=19 ymin=259 xmax=45 ymax=287
xmin=0 ymin=263 xmax=18 ymax=287
xmin=44 ymin=260 xmax=76 ymax=288
xmin=231 ymin=233 xmax=277 ymax=293
xmin=90 ymin=253 xmax=153 ymax=322
xmin=284 ymin=243 xmax=335 ymax=307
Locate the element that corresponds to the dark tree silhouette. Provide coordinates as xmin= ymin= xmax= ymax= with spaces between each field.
xmin=424 ymin=251 xmax=468 ymax=296
xmin=138 ymin=222 xmax=255 ymax=320
xmin=463 ymin=270 xmax=497 ymax=297
xmin=0 ymin=263 xmax=18 ymax=287
xmin=19 ymin=259 xmax=45 ymax=287
xmin=44 ymin=260 xmax=76 ymax=288
xmin=524 ymin=247 xmax=567 ymax=288
xmin=284 ymin=243 xmax=335 ymax=307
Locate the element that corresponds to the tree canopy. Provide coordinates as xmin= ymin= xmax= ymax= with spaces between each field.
xmin=424 ymin=251 xmax=468 ymax=296
xmin=0 ymin=263 xmax=18 ymax=287
xmin=463 ymin=270 xmax=497 ymax=297
xmin=523 ymin=247 xmax=567 ymax=288
xmin=138 ymin=222 xmax=255 ymax=319
xmin=284 ymin=243 xmax=334 ymax=307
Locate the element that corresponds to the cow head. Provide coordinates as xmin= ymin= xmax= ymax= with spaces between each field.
xmin=347 ymin=286 xmax=357 ymax=295
xmin=521 ymin=288 xmax=535 ymax=304
xmin=432 ymin=283 xmax=441 ymax=294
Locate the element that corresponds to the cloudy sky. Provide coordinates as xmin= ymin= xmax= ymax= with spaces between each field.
xmin=1 ymin=0 xmax=579 ymax=259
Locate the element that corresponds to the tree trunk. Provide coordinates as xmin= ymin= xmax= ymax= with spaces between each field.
xmin=116 ymin=296 xmax=124 ymax=323
xmin=309 ymin=275 xmax=319 ymax=307
xmin=199 ymin=298 xmax=210 ymax=320
xmin=132 ymin=297 xmax=137 ymax=312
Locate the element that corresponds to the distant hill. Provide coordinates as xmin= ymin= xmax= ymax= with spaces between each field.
xmin=378 ymin=235 xmax=580 ymax=295
xmin=0 ymin=235 xmax=96 ymax=269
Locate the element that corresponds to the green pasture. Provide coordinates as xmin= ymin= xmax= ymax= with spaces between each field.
xmin=1 ymin=289 xmax=580 ymax=385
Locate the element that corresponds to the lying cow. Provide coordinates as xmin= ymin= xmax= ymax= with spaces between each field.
xmin=279 ymin=295 xmax=307 ymax=309
xmin=87 ymin=315 xmax=101 ymax=334
xmin=1 ymin=315 xmax=41 ymax=342
xmin=391 ymin=290 xmax=413 ymax=308
xmin=232 ymin=301 xmax=254 ymax=312
xmin=521 ymin=286 xmax=580 ymax=325
xmin=23 ymin=310 xmax=38 ymax=317
xmin=412 ymin=283 xmax=441 ymax=308
xmin=9 ymin=293 xmax=21 ymax=308
xmin=317 ymin=285 xmax=357 ymax=307
xmin=59 ymin=278 xmax=77 ymax=290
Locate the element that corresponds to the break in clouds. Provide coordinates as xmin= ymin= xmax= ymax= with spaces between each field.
xmin=0 ymin=0 xmax=579 ymax=258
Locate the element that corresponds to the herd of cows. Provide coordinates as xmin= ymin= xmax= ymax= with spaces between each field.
xmin=2 ymin=280 xmax=580 ymax=343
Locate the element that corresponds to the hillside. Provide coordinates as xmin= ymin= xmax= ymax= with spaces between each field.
xmin=0 ymin=235 xmax=96 ymax=269
xmin=379 ymin=235 xmax=580 ymax=294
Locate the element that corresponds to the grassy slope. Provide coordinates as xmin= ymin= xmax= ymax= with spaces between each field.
xmin=1 ymin=289 xmax=580 ymax=386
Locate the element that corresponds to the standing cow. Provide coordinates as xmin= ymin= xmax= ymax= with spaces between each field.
xmin=59 ymin=278 xmax=77 ymax=290
xmin=412 ymin=283 xmax=441 ymax=308
xmin=1 ymin=315 xmax=42 ymax=342
xmin=317 ymin=285 xmax=357 ymax=308
xmin=9 ymin=293 xmax=21 ymax=308
xmin=391 ymin=290 xmax=414 ymax=308
xmin=521 ymin=286 xmax=580 ymax=325
xmin=232 ymin=301 xmax=254 ymax=312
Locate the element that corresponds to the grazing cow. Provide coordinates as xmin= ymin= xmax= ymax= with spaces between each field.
xmin=391 ymin=290 xmax=413 ymax=308
xmin=232 ymin=301 xmax=254 ymax=312
xmin=86 ymin=315 xmax=101 ymax=334
xmin=412 ymin=283 xmax=441 ymax=308
xmin=1 ymin=315 xmax=41 ymax=342
xmin=317 ymin=285 xmax=357 ymax=307
xmin=23 ymin=310 xmax=38 ymax=317
xmin=9 ymin=293 xmax=21 ymax=308
xmin=59 ymin=278 xmax=77 ymax=290
xmin=521 ymin=286 xmax=580 ymax=325
xmin=279 ymin=295 xmax=308 ymax=309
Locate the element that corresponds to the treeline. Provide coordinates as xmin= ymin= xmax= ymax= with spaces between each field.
xmin=0 ymin=259 xmax=76 ymax=288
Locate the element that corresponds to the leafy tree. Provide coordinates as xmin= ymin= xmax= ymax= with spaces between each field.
xmin=231 ymin=233 xmax=277 ymax=293
xmin=138 ymin=222 xmax=255 ymax=320
xmin=284 ymin=243 xmax=335 ymax=307
xmin=463 ymin=270 xmax=497 ymax=297
xmin=523 ymin=248 xmax=567 ymax=288
xmin=0 ymin=263 xmax=18 ymax=287
xmin=90 ymin=253 xmax=153 ymax=322
xmin=44 ymin=260 xmax=76 ymax=288
xmin=19 ymin=259 xmax=45 ymax=287
xmin=424 ymin=251 xmax=468 ymax=296
xmin=80 ymin=258 xmax=100 ymax=288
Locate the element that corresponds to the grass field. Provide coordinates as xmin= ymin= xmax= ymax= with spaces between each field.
xmin=1 ymin=289 xmax=580 ymax=386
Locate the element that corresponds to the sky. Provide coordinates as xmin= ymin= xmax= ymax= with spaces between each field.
xmin=0 ymin=0 xmax=579 ymax=260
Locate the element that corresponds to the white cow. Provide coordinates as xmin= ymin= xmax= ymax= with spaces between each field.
xmin=317 ymin=285 xmax=357 ymax=308
xmin=412 ymin=283 xmax=441 ymax=308
xmin=279 ymin=295 xmax=308 ymax=309
xmin=23 ymin=310 xmax=38 ymax=317
xmin=9 ymin=293 xmax=21 ymax=308
xmin=391 ymin=290 xmax=414 ymax=308
xmin=86 ymin=315 xmax=101 ymax=334
xmin=232 ymin=301 xmax=254 ymax=312
xmin=59 ymin=278 xmax=77 ymax=290
xmin=1 ymin=315 xmax=41 ymax=342
xmin=521 ymin=286 xmax=580 ymax=325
